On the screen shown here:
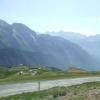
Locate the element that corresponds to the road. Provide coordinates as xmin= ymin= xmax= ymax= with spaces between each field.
xmin=0 ymin=77 xmax=100 ymax=98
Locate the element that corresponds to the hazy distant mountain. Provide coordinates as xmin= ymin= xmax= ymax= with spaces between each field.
xmin=42 ymin=31 xmax=86 ymax=43
xmin=83 ymin=35 xmax=100 ymax=59
xmin=37 ymin=34 xmax=100 ymax=70
xmin=44 ymin=31 xmax=100 ymax=60
xmin=0 ymin=19 xmax=99 ymax=70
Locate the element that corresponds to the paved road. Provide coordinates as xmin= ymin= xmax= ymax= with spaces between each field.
xmin=0 ymin=77 xmax=100 ymax=98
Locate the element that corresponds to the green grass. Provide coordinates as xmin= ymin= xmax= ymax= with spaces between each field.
xmin=0 ymin=81 xmax=100 ymax=100
xmin=0 ymin=66 xmax=100 ymax=84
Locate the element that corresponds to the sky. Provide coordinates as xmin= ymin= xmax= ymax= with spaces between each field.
xmin=0 ymin=0 xmax=100 ymax=36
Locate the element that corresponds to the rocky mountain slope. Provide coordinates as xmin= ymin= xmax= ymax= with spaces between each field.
xmin=0 ymin=19 xmax=99 ymax=70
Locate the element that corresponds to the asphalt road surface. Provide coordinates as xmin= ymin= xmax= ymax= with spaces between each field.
xmin=0 ymin=77 xmax=100 ymax=98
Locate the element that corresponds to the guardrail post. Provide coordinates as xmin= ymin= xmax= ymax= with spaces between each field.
xmin=38 ymin=81 xmax=40 ymax=91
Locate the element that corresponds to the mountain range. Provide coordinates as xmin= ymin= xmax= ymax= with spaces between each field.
xmin=44 ymin=31 xmax=100 ymax=60
xmin=0 ymin=19 xmax=99 ymax=70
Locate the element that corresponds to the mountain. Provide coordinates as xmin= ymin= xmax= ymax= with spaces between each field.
xmin=44 ymin=31 xmax=100 ymax=60
xmin=0 ymin=19 xmax=99 ymax=70
xmin=66 ymin=67 xmax=87 ymax=73
xmin=37 ymin=34 xmax=100 ymax=70
xmin=42 ymin=31 xmax=86 ymax=43
xmin=82 ymin=35 xmax=100 ymax=59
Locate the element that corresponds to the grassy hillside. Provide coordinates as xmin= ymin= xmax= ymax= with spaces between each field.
xmin=0 ymin=81 xmax=100 ymax=100
xmin=0 ymin=66 xmax=100 ymax=84
xmin=0 ymin=67 xmax=17 ymax=79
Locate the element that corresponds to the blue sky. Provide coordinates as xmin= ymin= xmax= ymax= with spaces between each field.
xmin=0 ymin=0 xmax=100 ymax=36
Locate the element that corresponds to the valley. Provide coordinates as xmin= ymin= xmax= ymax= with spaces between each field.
xmin=0 ymin=66 xmax=100 ymax=84
xmin=0 ymin=0 xmax=100 ymax=100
